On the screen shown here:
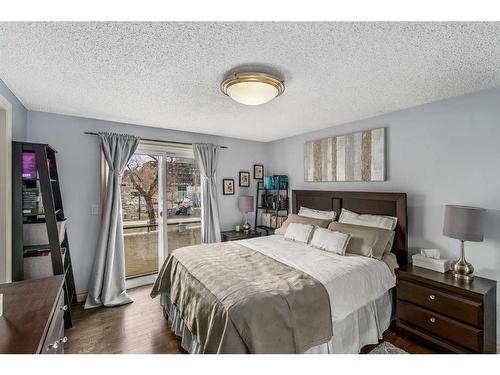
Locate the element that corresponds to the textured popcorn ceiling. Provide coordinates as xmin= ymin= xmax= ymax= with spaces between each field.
xmin=0 ymin=22 xmax=499 ymax=142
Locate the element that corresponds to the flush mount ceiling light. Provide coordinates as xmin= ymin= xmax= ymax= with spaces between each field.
xmin=221 ymin=72 xmax=285 ymax=106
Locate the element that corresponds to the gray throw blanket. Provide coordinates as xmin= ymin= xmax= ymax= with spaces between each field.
xmin=151 ymin=241 xmax=332 ymax=354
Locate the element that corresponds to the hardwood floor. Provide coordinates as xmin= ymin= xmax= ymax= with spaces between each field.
xmin=65 ymin=285 xmax=184 ymax=354
xmin=65 ymin=285 xmax=432 ymax=354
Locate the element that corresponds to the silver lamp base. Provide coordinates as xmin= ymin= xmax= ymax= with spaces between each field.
xmin=452 ymin=240 xmax=474 ymax=282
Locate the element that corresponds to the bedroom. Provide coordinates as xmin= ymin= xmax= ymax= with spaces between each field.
xmin=1 ymin=1 xmax=500 ymax=372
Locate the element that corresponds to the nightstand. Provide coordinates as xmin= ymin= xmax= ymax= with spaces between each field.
xmin=396 ymin=264 xmax=497 ymax=353
xmin=221 ymin=230 xmax=262 ymax=242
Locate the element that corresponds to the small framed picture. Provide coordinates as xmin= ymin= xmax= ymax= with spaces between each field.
xmin=223 ymin=178 xmax=235 ymax=195
xmin=253 ymin=164 xmax=264 ymax=180
xmin=239 ymin=171 xmax=250 ymax=187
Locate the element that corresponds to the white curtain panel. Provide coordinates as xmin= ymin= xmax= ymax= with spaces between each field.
xmin=85 ymin=132 xmax=140 ymax=309
xmin=193 ymin=143 xmax=222 ymax=243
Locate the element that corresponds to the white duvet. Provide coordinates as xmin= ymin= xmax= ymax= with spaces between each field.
xmin=240 ymin=235 xmax=395 ymax=321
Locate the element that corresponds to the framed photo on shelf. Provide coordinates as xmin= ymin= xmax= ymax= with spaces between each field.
xmin=239 ymin=171 xmax=250 ymax=187
xmin=223 ymin=178 xmax=235 ymax=195
xmin=253 ymin=164 xmax=264 ymax=180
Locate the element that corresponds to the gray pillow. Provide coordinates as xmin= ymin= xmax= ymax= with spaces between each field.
xmin=327 ymin=222 xmax=395 ymax=260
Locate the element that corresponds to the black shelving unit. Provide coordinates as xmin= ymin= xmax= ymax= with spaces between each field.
xmin=254 ymin=175 xmax=289 ymax=235
xmin=12 ymin=142 xmax=76 ymax=328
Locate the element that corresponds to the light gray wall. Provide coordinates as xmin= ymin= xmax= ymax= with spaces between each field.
xmin=25 ymin=86 xmax=500 ymax=342
xmin=27 ymin=111 xmax=268 ymax=293
xmin=268 ymin=87 xmax=500 ymax=340
xmin=0 ymin=78 xmax=27 ymax=140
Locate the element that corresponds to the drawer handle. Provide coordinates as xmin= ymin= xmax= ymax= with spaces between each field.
xmin=429 ymin=295 xmax=436 ymax=300
xmin=59 ymin=336 xmax=68 ymax=344
xmin=48 ymin=341 xmax=59 ymax=350
xmin=61 ymin=305 xmax=68 ymax=311
xmin=429 ymin=317 xmax=436 ymax=323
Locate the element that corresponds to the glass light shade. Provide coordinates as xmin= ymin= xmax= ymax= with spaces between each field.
xmin=226 ymin=81 xmax=279 ymax=106
xmin=221 ymin=72 xmax=284 ymax=106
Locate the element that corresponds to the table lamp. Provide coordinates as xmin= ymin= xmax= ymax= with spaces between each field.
xmin=238 ymin=195 xmax=254 ymax=232
xmin=443 ymin=205 xmax=485 ymax=282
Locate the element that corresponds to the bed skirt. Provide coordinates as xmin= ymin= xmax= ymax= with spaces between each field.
xmin=160 ymin=290 xmax=393 ymax=354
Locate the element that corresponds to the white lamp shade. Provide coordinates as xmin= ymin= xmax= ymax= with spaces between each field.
xmin=226 ymin=81 xmax=279 ymax=106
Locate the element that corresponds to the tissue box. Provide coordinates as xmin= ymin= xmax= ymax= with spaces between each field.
xmin=412 ymin=254 xmax=451 ymax=273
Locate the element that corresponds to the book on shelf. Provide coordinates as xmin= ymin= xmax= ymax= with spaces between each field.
xmin=270 ymin=215 xmax=288 ymax=229
xmin=263 ymin=175 xmax=289 ymax=190
xmin=261 ymin=213 xmax=272 ymax=228
xmin=279 ymin=175 xmax=288 ymax=190
xmin=22 ymin=186 xmax=44 ymax=214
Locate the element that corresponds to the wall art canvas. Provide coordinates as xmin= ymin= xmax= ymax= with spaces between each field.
xmin=304 ymin=127 xmax=385 ymax=182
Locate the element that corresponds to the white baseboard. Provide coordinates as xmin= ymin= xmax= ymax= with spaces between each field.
xmin=76 ymin=292 xmax=87 ymax=303
xmin=74 ymin=276 xmax=155 ymax=304
xmin=126 ymin=274 xmax=156 ymax=289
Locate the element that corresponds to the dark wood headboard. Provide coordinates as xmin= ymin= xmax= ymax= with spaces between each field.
xmin=292 ymin=190 xmax=408 ymax=264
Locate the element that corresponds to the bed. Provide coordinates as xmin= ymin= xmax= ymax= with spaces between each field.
xmin=151 ymin=190 xmax=408 ymax=354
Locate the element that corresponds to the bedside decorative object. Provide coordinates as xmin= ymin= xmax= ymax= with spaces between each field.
xmin=235 ymin=224 xmax=241 ymax=232
xmin=412 ymin=253 xmax=451 ymax=273
xmin=420 ymin=249 xmax=441 ymax=259
xmin=304 ymin=127 xmax=385 ymax=182
xmin=239 ymin=171 xmax=250 ymax=187
xmin=221 ymin=230 xmax=261 ymax=242
xmin=253 ymin=164 xmax=264 ymax=180
xmin=238 ymin=195 xmax=254 ymax=232
xmin=396 ymin=264 xmax=497 ymax=353
xmin=222 ymin=178 xmax=234 ymax=195
xmin=443 ymin=205 xmax=485 ymax=282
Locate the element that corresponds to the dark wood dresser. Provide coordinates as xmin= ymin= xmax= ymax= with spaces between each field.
xmin=396 ymin=264 xmax=497 ymax=353
xmin=221 ymin=230 xmax=262 ymax=241
xmin=0 ymin=275 xmax=68 ymax=354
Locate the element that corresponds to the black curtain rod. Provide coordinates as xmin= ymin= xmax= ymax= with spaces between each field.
xmin=83 ymin=131 xmax=228 ymax=148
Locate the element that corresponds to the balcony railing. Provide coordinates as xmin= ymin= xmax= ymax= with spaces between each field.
xmin=123 ymin=220 xmax=201 ymax=279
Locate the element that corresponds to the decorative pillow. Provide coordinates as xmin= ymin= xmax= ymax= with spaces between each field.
xmin=275 ymin=214 xmax=331 ymax=235
xmin=309 ymin=227 xmax=351 ymax=255
xmin=338 ymin=208 xmax=398 ymax=231
xmin=327 ymin=222 xmax=395 ymax=260
xmin=381 ymin=252 xmax=399 ymax=276
xmin=298 ymin=206 xmax=337 ymax=221
xmin=284 ymin=223 xmax=315 ymax=243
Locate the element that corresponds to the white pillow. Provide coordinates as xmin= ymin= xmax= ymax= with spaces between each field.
xmin=284 ymin=223 xmax=315 ymax=243
xmin=309 ymin=227 xmax=351 ymax=255
xmin=338 ymin=208 xmax=398 ymax=230
xmin=298 ymin=206 xmax=337 ymax=221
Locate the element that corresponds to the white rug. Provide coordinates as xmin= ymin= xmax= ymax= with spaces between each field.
xmin=368 ymin=341 xmax=408 ymax=354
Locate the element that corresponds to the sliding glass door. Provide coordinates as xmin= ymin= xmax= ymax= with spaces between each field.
xmin=165 ymin=155 xmax=201 ymax=252
xmin=121 ymin=153 xmax=160 ymax=279
xmin=117 ymin=142 xmax=201 ymax=283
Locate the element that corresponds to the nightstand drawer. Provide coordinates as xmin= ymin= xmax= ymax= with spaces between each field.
xmin=397 ymin=279 xmax=482 ymax=326
xmin=398 ymin=301 xmax=482 ymax=352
